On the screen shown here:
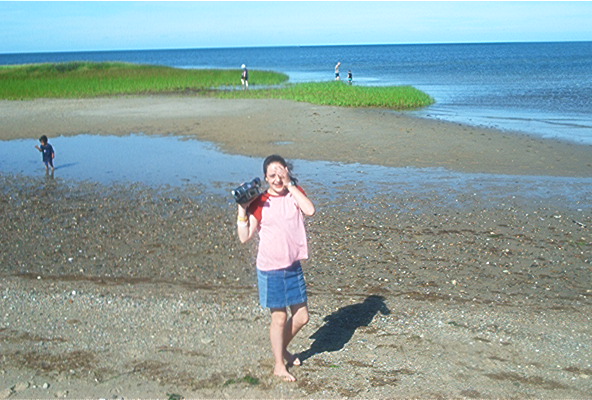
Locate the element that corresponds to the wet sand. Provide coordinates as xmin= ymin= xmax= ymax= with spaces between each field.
xmin=1 ymin=97 xmax=591 ymax=398
xmin=1 ymin=96 xmax=591 ymax=177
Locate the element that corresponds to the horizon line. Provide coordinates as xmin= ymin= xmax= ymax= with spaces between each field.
xmin=2 ymin=39 xmax=591 ymax=56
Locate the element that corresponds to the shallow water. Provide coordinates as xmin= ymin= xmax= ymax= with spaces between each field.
xmin=1 ymin=134 xmax=591 ymax=210
xmin=411 ymin=105 xmax=592 ymax=145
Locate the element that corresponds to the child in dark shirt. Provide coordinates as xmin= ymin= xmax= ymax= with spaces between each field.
xmin=35 ymin=135 xmax=55 ymax=171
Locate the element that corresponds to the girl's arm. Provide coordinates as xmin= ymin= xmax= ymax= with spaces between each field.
xmin=287 ymin=184 xmax=315 ymax=216
xmin=278 ymin=165 xmax=315 ymax=216
xmin=237 ymin=203 xmax=259 ymax=243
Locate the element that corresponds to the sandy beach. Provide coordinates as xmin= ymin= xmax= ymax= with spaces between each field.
xmin=1 ymin=96 xmax=591 ymax=399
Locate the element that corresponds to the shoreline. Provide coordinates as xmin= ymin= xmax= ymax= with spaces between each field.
xmin=1 ymin=96 xmax=591 ymax=177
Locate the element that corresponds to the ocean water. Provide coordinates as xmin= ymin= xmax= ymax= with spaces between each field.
xmin=2 ymin=42 xmax=592 ymax=145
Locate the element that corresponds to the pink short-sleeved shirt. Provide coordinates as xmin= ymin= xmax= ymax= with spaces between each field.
xmin=248 ymin=188 xmax=309 ymax=271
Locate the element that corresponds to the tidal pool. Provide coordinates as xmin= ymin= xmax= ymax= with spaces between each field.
xmin=1 ymin=133 xmax=590 ymax=210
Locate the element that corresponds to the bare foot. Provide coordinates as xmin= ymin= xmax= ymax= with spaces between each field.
xmin=274 ymin=366 xmax=296 ymax=382
xmin=284 ymin=350 xmax=302 ymax=367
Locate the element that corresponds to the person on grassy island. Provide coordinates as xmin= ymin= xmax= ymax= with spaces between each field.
xmin=237 ymin=155 xmax=315 ymax=382
xmin=35 ymin=135 xmax=55 ymax=171
xmin=241 ymin=64 xmax=249 ymax=89
xmin=335 ymin=61 xmax=341 ymax=80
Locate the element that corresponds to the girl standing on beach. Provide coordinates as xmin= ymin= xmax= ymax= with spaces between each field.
xmin=237 ymin=154 xmax=315 ymax=382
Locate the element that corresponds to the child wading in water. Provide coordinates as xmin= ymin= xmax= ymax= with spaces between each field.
xmin=237 ymin=155 xmax=315 ymax=382
xmin=35 ymin=135 xmax=55 ymax=171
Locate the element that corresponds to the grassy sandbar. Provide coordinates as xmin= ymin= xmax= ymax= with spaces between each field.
xmin=0 ymin=61 xmax=287 ymax=99
xmin=1 ymin=62 xmax=434 ymax=109
xmin=217 ymin=81 xmax=435 ymax=110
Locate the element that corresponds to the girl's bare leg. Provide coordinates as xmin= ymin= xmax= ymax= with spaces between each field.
xmin=270 ymin=308 xmax=296 ymax=381
xmin=283 ymin=302 xmax=309 ymax=366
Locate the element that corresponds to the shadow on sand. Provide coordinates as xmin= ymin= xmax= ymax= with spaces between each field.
xmin=300 ymin=295 xmax=390 ymax=362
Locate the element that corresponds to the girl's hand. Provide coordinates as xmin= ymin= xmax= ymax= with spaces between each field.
xmin=237 ymin=193 xmax=258 ymax=213
xmin=237 ymin=198 xmax=253 ymax=211
xmin=273 ymin=164 xmax=291 ymax=185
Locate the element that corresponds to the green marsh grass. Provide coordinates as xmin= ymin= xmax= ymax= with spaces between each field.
xmin=1 ymin=62 xmax=434 ymax=109
xmin=0 ymin=62 xmax=288 ymax=99
xmin=216 ymin=81 xmax=434 ymax=110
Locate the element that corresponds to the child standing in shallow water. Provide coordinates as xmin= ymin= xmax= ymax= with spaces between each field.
xmin=237 ymin=154 xmax=315 ymax=382
xmin=35 ymin=135 xmax=55 ymax=171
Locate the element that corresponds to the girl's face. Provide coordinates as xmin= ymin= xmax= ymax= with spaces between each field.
xmin=265 ymin=162 xmax=289 ymax=195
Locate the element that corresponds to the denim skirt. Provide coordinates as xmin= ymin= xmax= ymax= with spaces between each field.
xmin=257 ymin=261 xmax=308 ymax=309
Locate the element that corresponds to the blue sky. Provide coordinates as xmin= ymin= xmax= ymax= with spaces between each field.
xmin=2 ymin=1 xmax=591 ymax=53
